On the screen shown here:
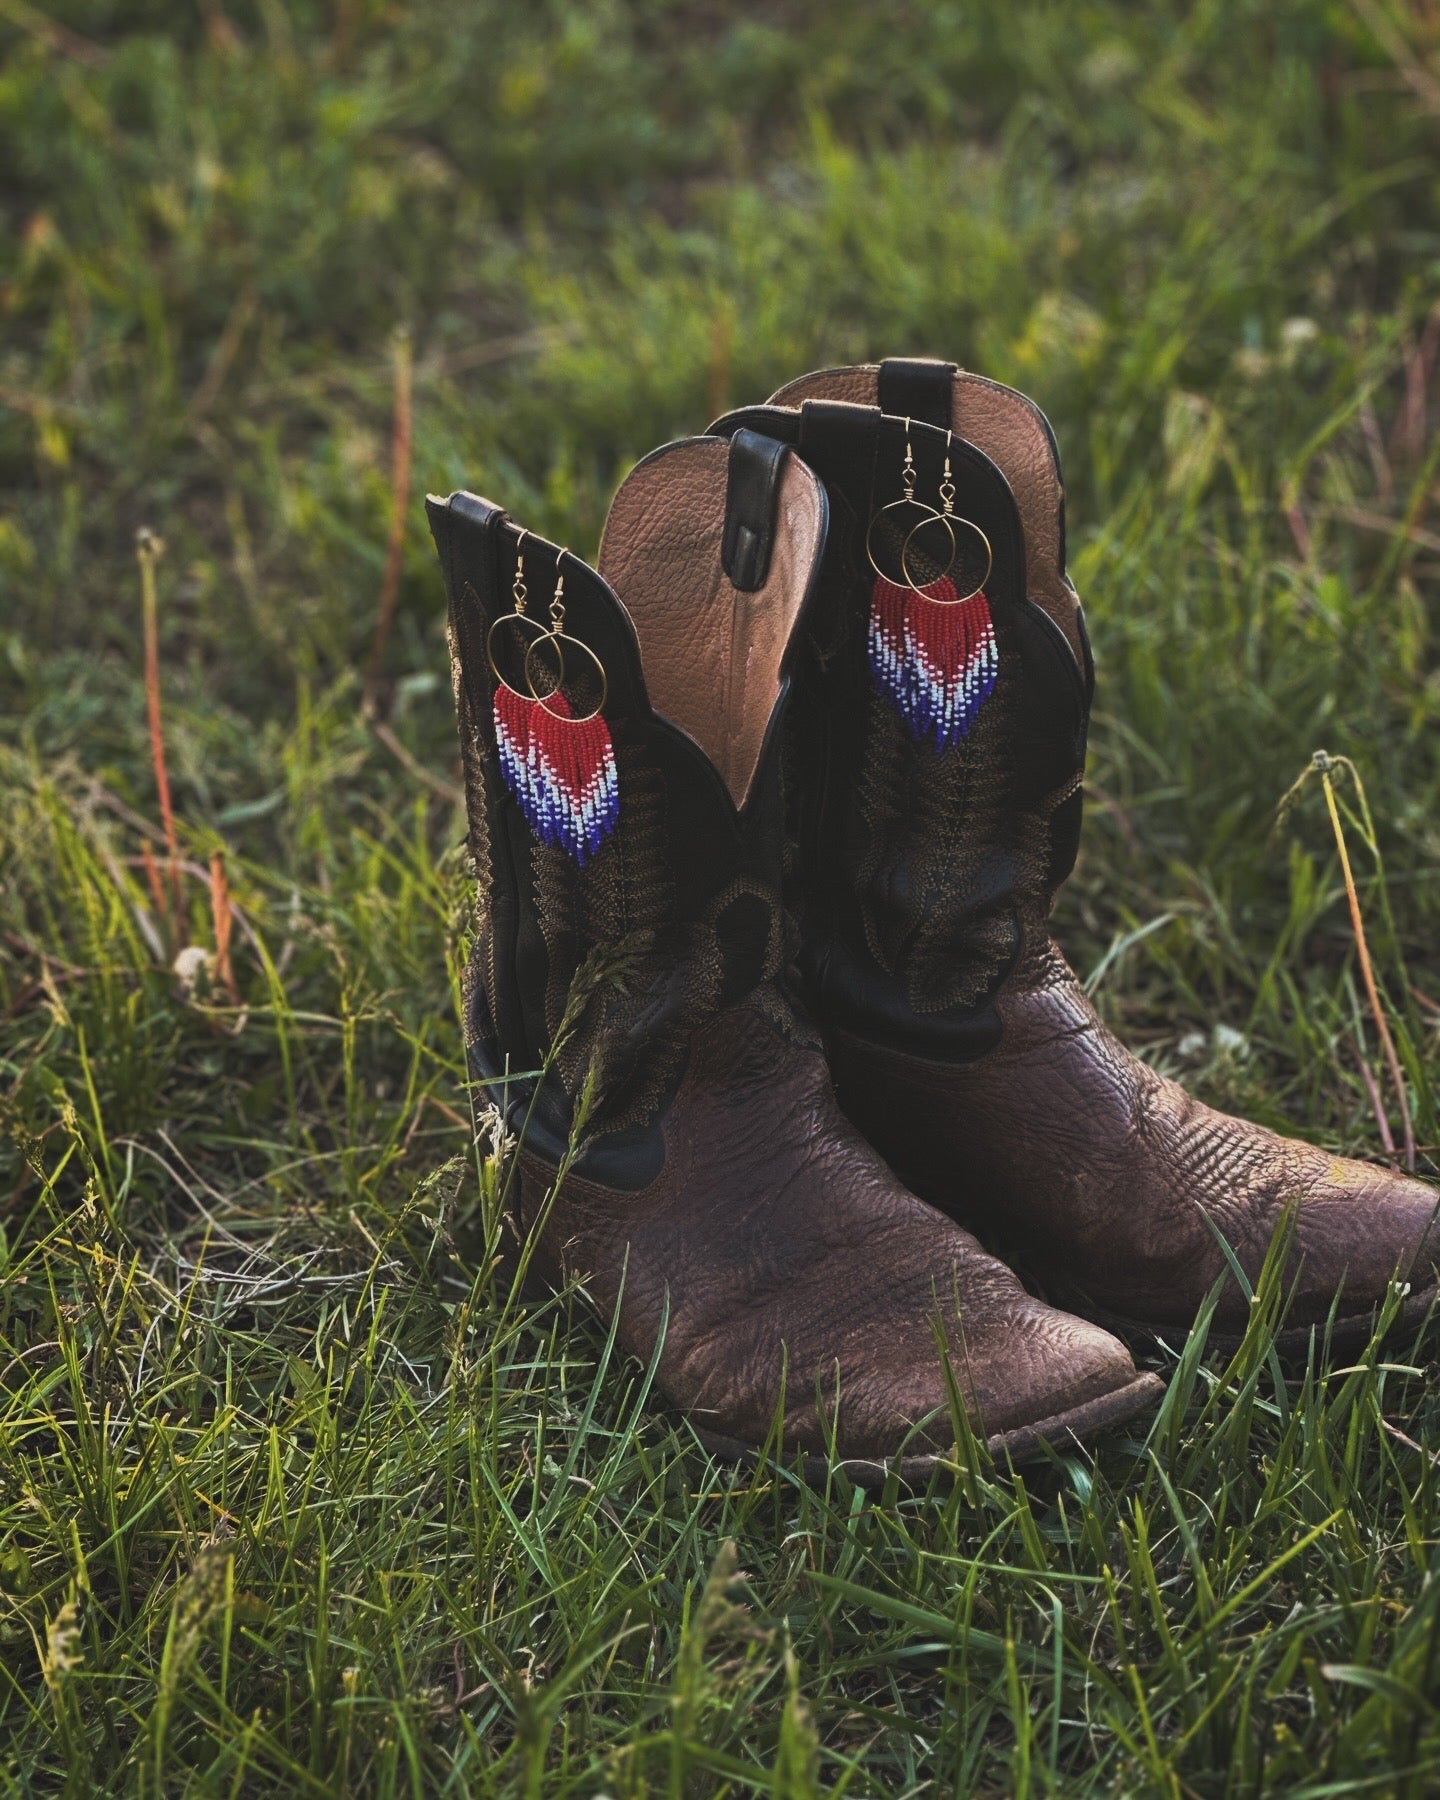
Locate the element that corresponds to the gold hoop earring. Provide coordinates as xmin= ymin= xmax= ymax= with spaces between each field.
xmin=522 ymin=562 xmax=609 ymax=722
xmin=865 ymin=420 xmax=955 ymax=587
xmin=491 ymin=549 xmax=618 ymax=866
xmin=900 ymin=433 xmax=993 ymax=602
xmin=485 ymin=530 xmax=553 ymax=697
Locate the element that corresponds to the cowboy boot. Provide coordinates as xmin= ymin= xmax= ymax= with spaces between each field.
xmin=710 ymin=362 xmax=1438 ymax=1353
xmin=426 ymin=429 xmax=1162 ymax=1480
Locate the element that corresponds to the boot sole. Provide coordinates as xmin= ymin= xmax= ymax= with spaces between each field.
xmin=1072 ymin=1281 xmax=1439 ymax=1361
xmin=692 ymin=1370 xmax=1166 ymax=1491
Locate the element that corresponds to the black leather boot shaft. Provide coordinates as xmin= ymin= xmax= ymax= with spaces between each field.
xmin=708 ymin=397 xmax=1091 ymax=1060
xmin=426 ymin=435 xmax=825 ymax=1187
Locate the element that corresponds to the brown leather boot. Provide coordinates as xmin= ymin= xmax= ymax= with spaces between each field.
xmin=426 ymin=430 xmax=1162 ymax=1479
xmin=710 ymin=362 xmax=1439 ymax=1353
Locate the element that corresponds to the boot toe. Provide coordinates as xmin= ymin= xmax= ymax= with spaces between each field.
xmin=1289 ymin=1157 xmax=1440 ymax=1323
xmin=680 ymin=1235 xmax=1161 ymax=1468
xmin=959 ymin=1296 xmax=1154 ymax=1441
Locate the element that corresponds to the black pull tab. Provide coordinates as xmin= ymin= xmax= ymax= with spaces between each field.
xmin=425 ymin=488 xmax=510 ymax=582
xmin=426 ymin=488 xmax=509 ymax=551
xmin=426 ymin=489 xmax=512 ymax=721
xmin=722 ymin=429 xmax=789 ymax=590
xmin=877 ymin=357 xmax=957 ymax=429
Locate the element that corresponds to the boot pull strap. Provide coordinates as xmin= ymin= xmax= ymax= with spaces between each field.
xmin=426 ymin=488 xmax=512 ymax=721
xmin=426 ymin=488 xmax=512 ymax=571
xmin=426 ymin=488 xmax=511 ymax=615
xmin=878 ymin=357 xmax=958 ymax=430
xmin=436 ymin=488 xmax=508 ymax=537
xmin=722 ymin=428 xmax=790 ymax=591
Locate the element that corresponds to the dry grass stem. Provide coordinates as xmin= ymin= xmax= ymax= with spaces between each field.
xmin=208 ymin=851 xmax=240 ymax=1006
xmin=137 ymin=528 xmax=183 ymax=945
xmin=365 ymin=325 xmax=415 ymax=710
xmin=1282 ymin=750 xmax=1420 ymax=1173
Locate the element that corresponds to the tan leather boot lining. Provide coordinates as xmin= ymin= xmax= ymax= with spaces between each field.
xmin=767 ymin=365 xmax=1084 ymax=663
xmin=598 ymin=439 xmax=825 ymax=810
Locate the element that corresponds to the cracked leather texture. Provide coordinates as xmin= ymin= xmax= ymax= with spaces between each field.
xmin=828 ymin=940 xmax=1440 ymax=1333
xmin=515 ymin=995 xmax=1150 ymax=1457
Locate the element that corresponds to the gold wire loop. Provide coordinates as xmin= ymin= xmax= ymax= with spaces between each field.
xmin=900 ymin=420 xmax=916 ymax=499
xmin=868 ymin=500 xmax=955 ymax=587
xmin=486 ymin=612 xmax=550 ymax=698
xmin=511 ymin=529 xmax=529 ymax=614
xmin=938 ymin=430 xmax=956 ymax=515
xmin=866 ymin=418 xmax=956 ymax=588
xmin=486 ymin=530 xmax=554 ymax=697
xmin=524 ymin=629 xmax=608 ymax=723
xmin=900 ymin=512 xmax=992 ymax=604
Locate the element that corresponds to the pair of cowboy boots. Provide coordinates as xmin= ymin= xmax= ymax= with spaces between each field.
xmin=428 ymin=358 xmax=1437 ymax=1483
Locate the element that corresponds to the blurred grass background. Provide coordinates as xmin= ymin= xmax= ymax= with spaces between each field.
xmin=1 ymin=2 xmax=1439 ymax=1793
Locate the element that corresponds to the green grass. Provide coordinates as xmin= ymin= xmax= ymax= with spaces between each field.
xmin=2 ymin=0 xmax=1440 ymax=1791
